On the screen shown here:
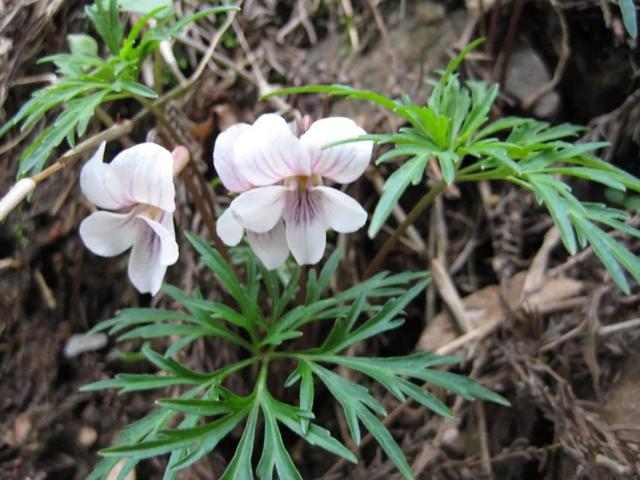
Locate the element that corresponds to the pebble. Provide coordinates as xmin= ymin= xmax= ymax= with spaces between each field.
xmin=78 ymin=426 xmax=97 ymax=447
xmin=63 ymin=333 xmax=108 ymax=358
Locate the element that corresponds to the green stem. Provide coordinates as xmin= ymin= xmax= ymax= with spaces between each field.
xmin=255 ymin=355 xmax=270 ymax=399
xmin=103 ymin=93 xmax=132 ymax=102
xmin=364 ymin=179 xmax=447 ymax=278
xmin=153 ymin=51 xmax=163 ymax=96
xmin=209 ymin=356 xmax=260 ymax=383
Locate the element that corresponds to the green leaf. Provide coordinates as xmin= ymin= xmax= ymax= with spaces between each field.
xmin=220 ymin=404 xmax=259 ymax=480
xmin=86 ymin=0 xmax=123 ymax=54
xmin=277 ymin=415 xmax=357 ymax=464
xmin=530 ymin=175 xmax=577 ymax=255
xmin=162 ymin=284 xmax=256 ymax=339
xmin=18 ymin=90 xmax=108 ymax=176
xmin=156 ymin=399 xmax=231 ymax=416
xmin=185 ymin=232 xmax=265 ymax=327
xmin=119 ymin=6 xmax=169 ymax=59
xmin=117 ymin=0 xmax=172 ymax=13
xmin=260 ymin=329 xmax=303 ymax=346
xmin=298 ymin=361 xmax=314 ymax=434
xmin=267 ymin=394 xmax=357 ymax=463
xmin=459 ymin=82 xmax=498 ymax=143
xmin=102 ymin=409 xmax=247 ymax=459
xmin=434 ymin=150 xmax=458 ymax=184
xmin=329 ymin=279 xmax=429 ymax=353
xmin=474 ymin=117 xmax=532 ymax=140
xmin=542 ymin=167 xmax=626 ymax=191
xmin=321 ymin=288 xmax=367 ymax=351
xmin=88 ymin=308 xmax=195 ymax=335
xmin=257 ymin=400 xmax=303 ymax=480
xmin=86 ymin=458 xmax=123 ymax=480
xmin=413 ymin=369 xmax=510 ymax=406
xmin=81 ymin=373 xmax=201 ymax=393
xmin=164 ymin=414 xmax=203 ymax=479
xmin=393 ymin=106 xmax=448 ymax=146
xmin=263 ymin=84 xmax=399 ymax=111
xmin=572 ymin=214 xmax=637 ymax=294
xmin=376 ymin=145 xmax=425 ymax=164
xmin=67 ymin=34 xmax=98 ymax=56
xmin=273 ymin=264 xmax=300 ymax=321
xmin=310 ymin=363 xmax=386 ymax=445
xmin=311 ymin=353 xmax=458 ymax=417
xmin=357 ymin=407 xmax=414 ymax=479
xmin=442 ymin=38 xmax=485 ymax=86
xmin=116 ymin=323 xmax=210 ymax=341
xmin=141 ymin=344 xmax=210 ymax=381
xmin=119 ymin=79 xmax=158 ymax=98
xmin=157 ymin=6 xmax=239 ymax=40
xmin=398 ymin=379 xmax=452 ymax=418
xmin=368 ymin=154 xmax=428 ymax=238
xmin=308 ymin=248 xmax=341 ymax=303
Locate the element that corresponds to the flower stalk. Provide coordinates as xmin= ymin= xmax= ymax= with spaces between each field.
xmin=364 ymin=179 xmax=447 ymax=278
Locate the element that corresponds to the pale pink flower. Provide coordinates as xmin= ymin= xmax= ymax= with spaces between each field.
xmin=214 ymin=114 xmax=373 ymax=269
xmin=79 ymin=142 xmax=179 ymax=295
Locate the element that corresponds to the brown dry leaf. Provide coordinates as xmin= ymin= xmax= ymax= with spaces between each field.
xmin=418 ymin=284 xmax=503 ymax=352
xmin=418 ymin=271 xmax=585 ymax=352
xmin=604 ymin=354 xmax=640 ymax=444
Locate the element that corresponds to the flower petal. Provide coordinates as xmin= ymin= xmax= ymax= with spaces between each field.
xmin=79 ymin=210 xmax=137 ymax=257
xmin=137 ymin=212 xmax=179 ymax=266
xmin=128 ymin=212 xmax=178 ymax=295
xmin=234 ymin=114 xmax=311 ymax=186
xmin=213 ymin=123 xmax=253 ymax=192
xmin=80 ymin=142 xmax=125 ymax=210
xmin=106 ymin=143 xmax=176 ymax=212
xmin=217 ymin=208 xmax=245 ymax=246
xmin=247 ymin=221 xmax=289 ymax=269
xmin=283 ymin=190 xmax=327 ymax=265
xmin=301 ymin=117 xmax=372 ymax=183
xmin=315 ymin=186 xmax=367 ymax=232
xmin=230 ymin=186 xmax=288 ymax=233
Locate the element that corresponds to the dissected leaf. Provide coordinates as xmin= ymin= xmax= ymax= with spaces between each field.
xmin=368 ymin=154 xmax=428 ymax=237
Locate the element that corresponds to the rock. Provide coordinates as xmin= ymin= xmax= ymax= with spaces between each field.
xmin=303 ymin=3 xmax=468 ymax=120
xmin=505 ymin=43 xmax=561 ymax=119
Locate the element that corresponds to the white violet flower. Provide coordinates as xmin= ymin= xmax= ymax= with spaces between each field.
xmin=79 ymin=142 xmax=180 ymax=295
xmin=214 ymin=113 xmax=373 ymax=269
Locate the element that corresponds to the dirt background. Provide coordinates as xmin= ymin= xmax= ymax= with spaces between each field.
xmin=1 ymin=0 xmax=640 ymax=479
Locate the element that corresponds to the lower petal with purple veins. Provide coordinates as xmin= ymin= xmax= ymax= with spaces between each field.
xmin=283 ymin=190 xmax=327 ymax=265
xmin=137 ymin=212 xmax=179 ymax=266
xmin=127 ymin=212 xmax=178 ymax=295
